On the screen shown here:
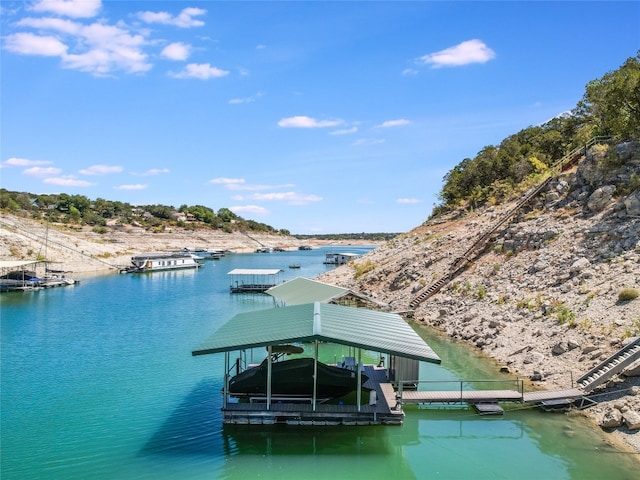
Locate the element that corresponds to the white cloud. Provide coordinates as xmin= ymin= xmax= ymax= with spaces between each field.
xmin=209 ymin=177 xmax=246 ymax=186
xmin=4 ymin=32 xmax=68 ymax=56
xmin=229 ymin=92 xmax=264 ymax=104
xmin=210 ymin=177 xmax=274 ymax=192
xmin=17 ymin=17 xmax=81 ymax=34
xmin=23 ymin=166 xmax=62 ymax=177
xmin=330 ymin=126 xmax=358 ymax=135
xmin=137 ymin=7 xmax=206 ymax=28
xmin=377 ymin=119 xmax=411 ymax=128
xmin=169 ymin=63 xmax=229 ymax=80
xmin=161 ymin=42 xmax=191 ymax=61
xmin=397 ymin=198 xmax=421 ymax=204
xmin=62 ymin=22 xmax=150 ymax=75
xmin=251 ymin=192 xmax=322 ymax=206
xmin=3 ymin=157 xmax=52 ymax=167
xmin=419 ymin=39 xmax=496 ymax=68
xmin=402 ymin=68 xmax=418 ymax=76
xmin=31 ymin=0 xmax=102 ymax=18
xmin=133 ymin=168 xmax=170 ymax=176
xmin=115 ymin=184 xmax=148 ymax=191
xmin=79 ymin=164 xmax=123 ymax=175
xmin=230 ymin=205 xmax=269 ymax=216
xmin=43 ymin=175 xmax=94 ymax=187
xmin=7 ymin=19 xmax=151 ymax=76
xmin=352 ymin=138 xmax=385 ymax=147
xmin=278 ymin=116 xmax=344 ymax=128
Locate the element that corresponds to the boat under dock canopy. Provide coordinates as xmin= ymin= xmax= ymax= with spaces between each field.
xmin=192 ymin=302 xmax=441 ymax=425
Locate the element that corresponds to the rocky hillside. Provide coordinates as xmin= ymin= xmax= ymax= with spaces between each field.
xmin=318 ymin=141 xmax=640 ymax=453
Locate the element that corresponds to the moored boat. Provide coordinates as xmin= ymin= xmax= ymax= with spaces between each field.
xmin=179 ymin=247 xmax=223 ymax=259
xmin=228 ymin=357 xmax=369 ymax=399
xmin=123 ymin=252 xmax=203 ymax=273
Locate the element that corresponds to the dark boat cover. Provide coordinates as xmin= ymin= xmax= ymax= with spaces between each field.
xmin=228 ymin=357 xmax=368 ymax=398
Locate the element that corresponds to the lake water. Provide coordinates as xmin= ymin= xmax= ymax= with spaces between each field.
xmin=1 ymin=246 xmax=638 ymax=479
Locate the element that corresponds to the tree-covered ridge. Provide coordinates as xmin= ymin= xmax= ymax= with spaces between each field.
xmin=0 ymin=189 xmax=290 ymax=235
xmin=294 ymin=233 xmax=398 ymax=242
xmin=435 ymin=53 xmax=640 ymax=214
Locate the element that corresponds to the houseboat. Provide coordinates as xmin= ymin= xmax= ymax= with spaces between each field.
xmin=123 ymin=252 xmax=203 ymax=273
xmin=323 ymin=252 xmax=360 ymax=265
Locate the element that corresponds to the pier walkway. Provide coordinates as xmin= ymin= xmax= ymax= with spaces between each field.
xmin=391 ymin=379 xmax=587 ymax=411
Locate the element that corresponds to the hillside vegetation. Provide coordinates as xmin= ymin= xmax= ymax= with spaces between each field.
xmin=435 ymin=53 xmax=639 ymax=214
xmin=0 ymin=189 xmax=292 ymax=236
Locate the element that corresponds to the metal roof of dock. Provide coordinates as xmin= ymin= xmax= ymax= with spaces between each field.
xmin=227 ymin=268 xmax=284 ymax=275
xmin=192 ymin=302 xmax=441 ymax=364
xmin=266 ymin=277 xmax=390 ymax=309
xmin=266 ymin=277 xmax=350 ymax=305
xmin=0 ymin=260 xmax=40 ymax=269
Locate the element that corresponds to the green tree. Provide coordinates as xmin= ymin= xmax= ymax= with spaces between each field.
xmin=217 ymin=208 xmax=237 ymax=223
xmin=576 ymin=52 xmax=640 ymax=140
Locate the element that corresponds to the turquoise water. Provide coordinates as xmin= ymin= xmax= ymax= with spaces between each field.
xmin=1 ymin=246 xmax=638 ymax=479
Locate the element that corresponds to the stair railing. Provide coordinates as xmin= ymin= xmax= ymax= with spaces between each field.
xmin=409 ymin=136 xmax=613 ymax=309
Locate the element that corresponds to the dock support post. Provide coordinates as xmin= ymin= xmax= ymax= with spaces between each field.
xmin=266 ymin=346 xmax=272 ymax=410
xmin=357 ymin=348 xmax=362 ymax=412
xmin=223 ymin=352 xmax=229 ymax=409
xmin=313 ymin=341 xmax=319 ymax=411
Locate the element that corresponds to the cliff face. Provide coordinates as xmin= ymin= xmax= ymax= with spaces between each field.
xmin=317 ymin=141 xmax=640 ymax=452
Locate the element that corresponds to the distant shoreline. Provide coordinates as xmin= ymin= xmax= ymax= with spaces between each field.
xmin=0 ymin=213 xmax=383 ymax=274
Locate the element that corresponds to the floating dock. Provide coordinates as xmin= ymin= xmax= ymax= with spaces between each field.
xmin=220 ymin=370 xmax=591 ymax=424
xmin=222 ymin=365 xmax=403 ymax=425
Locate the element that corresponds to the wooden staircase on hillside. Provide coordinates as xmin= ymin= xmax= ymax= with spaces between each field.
xmin=408 ymin=136 xmax=612 ymax=309
xmin=576 ymin=337 xmax=640 ymax=393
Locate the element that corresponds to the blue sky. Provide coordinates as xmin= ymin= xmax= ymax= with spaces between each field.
xmin=1 ymin=1 xmax=639 ymax=234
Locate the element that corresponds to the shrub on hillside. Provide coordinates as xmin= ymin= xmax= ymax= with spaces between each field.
xmin=618 ymin=288 xmax=639 ymax=302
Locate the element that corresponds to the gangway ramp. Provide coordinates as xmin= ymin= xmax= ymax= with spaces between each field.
xmin=390 ymin=380 xmax=593 ymax=414
xmin=576 ymin=337 xmax=640 ymax=393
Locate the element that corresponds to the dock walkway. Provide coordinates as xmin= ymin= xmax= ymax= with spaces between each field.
xmin=397 ymin=386 xmax=585 ymax=406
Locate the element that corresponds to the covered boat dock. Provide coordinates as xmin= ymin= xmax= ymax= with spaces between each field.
xmin=228 ymin=268 xmax=284 ymax=293
xmin=192 ymin=302 xmax=442 ymax=425
xmin=0 ymin=260 xmax=78 ymax=291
